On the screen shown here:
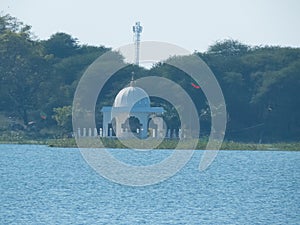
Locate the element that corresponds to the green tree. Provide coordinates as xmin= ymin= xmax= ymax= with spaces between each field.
xmin=42 ymin=32 xmax=79 ymax=58
xmin=0 ymin=15 xmax=49 ymax=125
xmin=52 ymin=105 xmax=72 ymax=132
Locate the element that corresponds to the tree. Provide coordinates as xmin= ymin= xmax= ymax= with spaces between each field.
xmin=52 ymin=105 xmax=72 ymax=132
xmin=42 ymin=32 xmax=79 ymax=58
xmin=0 ymin=15 xmax=49 ymax=125
xmin=207 ymin=39 xmax=250 ymax=56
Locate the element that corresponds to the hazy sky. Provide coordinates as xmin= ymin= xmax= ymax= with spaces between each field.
xmin=2 ymin=0 xmax=300 ymax=52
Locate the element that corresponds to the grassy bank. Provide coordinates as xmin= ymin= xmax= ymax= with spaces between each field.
xmin=1 ymin=136 xmax=300 ymax=151
xmin=47 ymin=138 xmax=300 ymax=151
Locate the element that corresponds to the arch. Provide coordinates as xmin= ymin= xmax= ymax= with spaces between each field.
xmin=122 ymin=116 xmax=142 ymax=134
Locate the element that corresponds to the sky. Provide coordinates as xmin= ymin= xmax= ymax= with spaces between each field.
xmin=1 ymin=0 xmax=300 ymax=52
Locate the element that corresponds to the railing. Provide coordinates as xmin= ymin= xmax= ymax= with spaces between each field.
xmin=75 ymin=128 xmax=184 ymax=139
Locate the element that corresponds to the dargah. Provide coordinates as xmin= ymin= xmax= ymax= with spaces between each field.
xmin=101 ymin=78 xmax=165 ymax=139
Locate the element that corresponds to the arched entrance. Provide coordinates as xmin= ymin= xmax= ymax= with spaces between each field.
xmin=122 ymin=116 xmax=142 ymax=134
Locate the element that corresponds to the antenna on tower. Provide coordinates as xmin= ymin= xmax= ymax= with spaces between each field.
xmin=133 ymin=21 xmax=142 ymax=66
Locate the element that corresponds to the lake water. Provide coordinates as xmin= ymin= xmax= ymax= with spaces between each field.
xmin=0 ymin=144 xmax=299 ymax=224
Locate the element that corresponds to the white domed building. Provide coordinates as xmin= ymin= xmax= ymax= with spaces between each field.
xmin=101 ymin=79 xmax=164 ymax=138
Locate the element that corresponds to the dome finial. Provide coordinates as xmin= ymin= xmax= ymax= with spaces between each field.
xmin=130 ymin=71 xmax=135 ymax=87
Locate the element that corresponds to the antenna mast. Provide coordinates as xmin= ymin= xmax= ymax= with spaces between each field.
xmin=132 ymin=22 xmax=142 ymax=65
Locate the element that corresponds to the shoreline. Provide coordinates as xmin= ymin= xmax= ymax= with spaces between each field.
xmin=0 ymin=138 xmax=299 ymax=151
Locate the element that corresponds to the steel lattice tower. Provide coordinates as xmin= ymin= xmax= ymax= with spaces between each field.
xmin=132 ymin=22 xmax=142 ymax=65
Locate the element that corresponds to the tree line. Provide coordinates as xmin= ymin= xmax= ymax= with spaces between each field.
xmin=0 ymin=14 xmax=299 ymax=142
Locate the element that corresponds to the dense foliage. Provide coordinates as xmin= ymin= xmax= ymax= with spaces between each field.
xmin=0 ymin=14 xmax=299 ymax=142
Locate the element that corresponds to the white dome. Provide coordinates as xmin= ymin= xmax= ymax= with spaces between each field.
xmin=113 ymin=86 xmax=150 ymax=108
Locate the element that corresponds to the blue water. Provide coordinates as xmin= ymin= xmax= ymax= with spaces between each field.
xmin=0 ymin=144 xmax=299 ymax=224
